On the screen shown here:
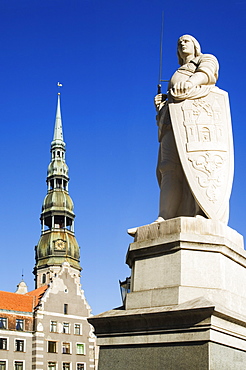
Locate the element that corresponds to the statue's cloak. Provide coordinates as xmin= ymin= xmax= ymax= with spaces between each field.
xmin=169 ymin=87 xmax=233 ymax=222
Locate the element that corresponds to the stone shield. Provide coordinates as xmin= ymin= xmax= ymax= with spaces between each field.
xmin=169 ymin=87 xmax=234 ymax=222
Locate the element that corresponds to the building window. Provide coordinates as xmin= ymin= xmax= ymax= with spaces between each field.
xmin=77 ymin=364 xmax=85 ymax=370
xmin=76 ymin=343 xmax=85 ymax=355
xmin=48 ymin=362 xmax=56 ymax=370
xmin=50 ymin=321 xmax=57 ymax=332
xmin=62 ymin=342 xmax=71 ymax=354
xmin=48 ymin=341 xmax=57 ymax=353
xmin=0 ymin=318 xmax=7 ymax=329
xmin=64 ymin=304 xmax=68 ymax=314
xmin=15 ymin=339 xmax=24 ymax=352
xmin=14 ymin=362 xmax=23 ymax=370
xmin=42 ymin=274 xmax=46 ymax=284
xmin=16 ymin=319 xmax=24 ymax=331
xmin=74 ymin=324 xmax=81 ymax=335
xmin=0 ymin=361 xmax=6 ymax=370
xmin=0 ymin=337 xmax=7 ymax=350
xmin=63 ymin=322 xmax=69 ymax=334
xmin=62 ymin=363 xmax=70 ymax=370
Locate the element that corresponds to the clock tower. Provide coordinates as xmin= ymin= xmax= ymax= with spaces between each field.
xmin=34 ymin=93 xmax=81 ymax=288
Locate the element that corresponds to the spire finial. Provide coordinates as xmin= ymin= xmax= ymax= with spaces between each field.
xmin=52 ymin=87 xmax=64 ymax=143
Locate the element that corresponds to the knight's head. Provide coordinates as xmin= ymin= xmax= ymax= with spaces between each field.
xmin=177 ymin=35 xmax=201 ymax=65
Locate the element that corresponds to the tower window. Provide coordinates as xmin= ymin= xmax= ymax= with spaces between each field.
xmin=42 ymin=273 xmax=46 ymax=284
xmin=57 ymin=151 xmax=60 ymax=157
xmin=57 ymin=179 xmax=62 ymax=188
xmin=64 ymin=304 xmax=68 ymax=315
xmin=54 ymin=215 xmax=64 ymax=228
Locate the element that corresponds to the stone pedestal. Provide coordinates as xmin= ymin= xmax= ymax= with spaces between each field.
xmin=89 ymin=218 xmax=246 ymax=370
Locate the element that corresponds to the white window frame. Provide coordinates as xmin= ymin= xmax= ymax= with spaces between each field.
xmin=63 ymin=322 xmax=70 ymax=334
xmin=76 ymin=363 xmax=86 ymax=370
xmin=62 ymin=363 xmax=71 ymax=370
xmin=14 ymin=360 xmax=25 ymax=370
xmin=47 ymin=362 xmax=57 ymax=370
xmin=76 ymin=342 xmax=86 ymax=355
xmin=74 ymin=323 xmax=82 ymax=335
xmin=15 ymin=338 xmax=26 ymax=352
xmin=0 ymin=337 xmax=8 ymax=351
xmin=62 ymin=341 xmax=72 ymax=355
xmin=0 ymin=359 xmax=8 ymax=370
xmin=47 ymin=340 xmax=57 ymax=353
xmin=50 ymin=320 xmax=57 ymax=333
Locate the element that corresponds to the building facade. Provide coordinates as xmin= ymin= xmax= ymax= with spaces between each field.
xmin=0 ymin=94 xmax=96 ymax=370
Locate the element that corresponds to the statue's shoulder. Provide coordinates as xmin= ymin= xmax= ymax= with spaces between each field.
xmin=197 ymin=53 xmax=219 ymax=66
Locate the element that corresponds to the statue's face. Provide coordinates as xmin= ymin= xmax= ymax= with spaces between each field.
xmin=178 ymin=36 xmax=195 ymax=59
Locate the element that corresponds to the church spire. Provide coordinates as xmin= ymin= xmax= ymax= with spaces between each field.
xmin=33 ymin=93 xmax=81 ymax=288
xmin=52 ymin=93 xmax=64 ymax=144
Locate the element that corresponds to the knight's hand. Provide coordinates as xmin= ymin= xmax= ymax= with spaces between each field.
xmin=171 ymin=81 xmax=193 ymax=96
xmin=154 ymin=94 xmax=167 ymax=108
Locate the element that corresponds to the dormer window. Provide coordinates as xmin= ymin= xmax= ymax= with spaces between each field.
xmin=0 ymin=318 xmax=7 ymax=329
xmin=16 ymin=319 xmax=24 ymax=331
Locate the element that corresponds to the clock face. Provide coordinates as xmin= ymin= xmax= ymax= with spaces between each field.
xmin=54 ymin=239 xmax=66 ymax=250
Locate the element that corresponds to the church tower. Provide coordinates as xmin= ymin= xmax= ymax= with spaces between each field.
xmin=34 ymin=93 xmax=81 ymax=288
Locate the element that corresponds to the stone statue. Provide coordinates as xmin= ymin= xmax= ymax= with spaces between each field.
xmin=154 ymin=35 xmax=233 ymax=224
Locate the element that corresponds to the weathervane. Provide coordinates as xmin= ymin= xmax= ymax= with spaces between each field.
xmin=57 ymin=82 xmax=63 ymax=95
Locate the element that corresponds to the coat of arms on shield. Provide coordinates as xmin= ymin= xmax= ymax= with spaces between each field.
xmin=169 ymin=87 xmax=234 ymax=223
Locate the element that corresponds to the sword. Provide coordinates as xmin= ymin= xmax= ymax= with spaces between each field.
xmin=157 ymin=11 xmax=169 ymax=95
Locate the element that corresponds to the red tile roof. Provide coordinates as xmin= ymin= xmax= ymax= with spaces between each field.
xmin=0 ymin=285 xmax=48 ymax=313
xmin=26 ymin=285 xmax=48 ymax=300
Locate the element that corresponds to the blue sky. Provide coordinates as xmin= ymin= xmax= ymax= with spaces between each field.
xmin=0 ymin=0 xmax=245 ymax=315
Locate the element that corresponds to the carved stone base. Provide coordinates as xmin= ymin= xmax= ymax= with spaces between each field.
xmin=90 ymin=298 xmax=246 ymax=370
xmin=89 ymin=217 xmax=246 ymax=369
xmin=126 ymin=217 xmax=245 ymax=316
